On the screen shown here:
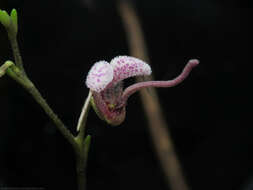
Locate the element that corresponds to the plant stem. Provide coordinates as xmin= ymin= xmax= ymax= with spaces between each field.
xmin=75 ymin=90 xmax=92 ymax=190
xmin=76 ymin=146 xmax=87 ymax=190
xmin=7 ymin=63 xmax=93 ymax=190
xmin=8 ymin=33 xmax=26 ymax=74
xmin=6 ymin=66 xmax=79 ymax=151
xmin=76 ymin=91 xmax=92 ymax=137
xmin=7 ymin=65 xmax=91 ymax=190
xmin=77 ymin=163 xmax=86 ymax=190
xmin=6 ymin=34 xmax=76 ymax=148
xmin=75 ymin=134 xmax=91 ymax=190
xmin=27 ymin=84 xmax=79 ymax=151
xmin=5 ymin=19 xmax=91 ymax=190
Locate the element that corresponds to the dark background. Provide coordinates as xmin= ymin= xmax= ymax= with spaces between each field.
xmin=0 ymin=0 xmax=251 ymax=189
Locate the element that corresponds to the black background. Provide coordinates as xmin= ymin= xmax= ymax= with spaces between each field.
xmin=0 ymin=0 xmax=251 ymax=189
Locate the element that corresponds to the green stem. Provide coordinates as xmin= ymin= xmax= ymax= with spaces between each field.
xmin=76 ymin=146 xmax=87 ymax=190
xmin=4 ymin=19 xmax=91 ymax=189
xmin=76 ymin=91 xmax=92 ymax=140
xmin=75 ymin=135 xmax=91 ymax=190
xmin=75 ymin=90 xmax=92 ymax=190
xmin=77 ymin=162 xmax=86 ymax=190
xmin=6 ymin=66 xmax=78 ymax=152
xmin=28 ymin=85 xmax=78 ymax=150
xmin=8 ymin=33 xmax=26 ymax=74
xmin=0 ymin=61 xmax=14 ymax=77
xmin=7 ymin=64 xmax=91 ymax=190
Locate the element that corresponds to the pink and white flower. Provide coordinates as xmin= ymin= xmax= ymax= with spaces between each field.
xmin=86 ymin=56 xmax=199 ymax=126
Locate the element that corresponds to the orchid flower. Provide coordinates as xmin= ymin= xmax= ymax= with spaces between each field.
xmin=86 ymin=56 xmax=199 ymax=126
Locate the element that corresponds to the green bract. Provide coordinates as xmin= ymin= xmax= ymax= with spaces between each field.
xmin=0 ymin=10 xmax=11 ymax=28
xmin=0 ymin=9 xmax=18 ymax=36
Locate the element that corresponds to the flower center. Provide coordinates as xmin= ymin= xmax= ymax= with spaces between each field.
xmin=100 ymin=81 xmax=125 ymax=112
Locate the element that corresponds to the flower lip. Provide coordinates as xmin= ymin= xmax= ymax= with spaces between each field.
xmin=86 ymin=60 xmax=114 ymax=93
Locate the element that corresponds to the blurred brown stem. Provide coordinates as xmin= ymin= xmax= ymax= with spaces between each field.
xmin=118 ymin=1 xmax=190 ymax=190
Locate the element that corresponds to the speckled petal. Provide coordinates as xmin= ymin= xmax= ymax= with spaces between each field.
xmin=110 ymin=56 xmax=152 ymax=84
xmin=86 ymin=61 xmax=114 ymax=92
